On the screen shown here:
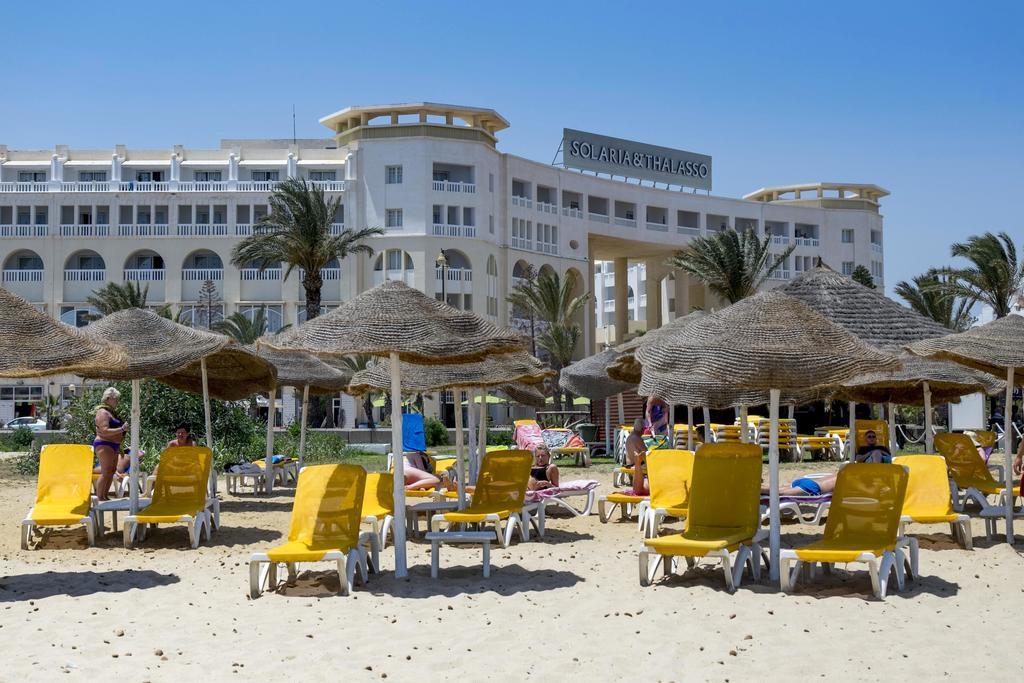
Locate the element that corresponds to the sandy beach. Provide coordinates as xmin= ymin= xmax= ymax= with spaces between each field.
xmin=2 ymin=461 xmax=1022 ymax=682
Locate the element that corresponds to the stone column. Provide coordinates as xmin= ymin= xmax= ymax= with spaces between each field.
xmin=585 ymin=249 xmax=596 ymax=355
xmin=644 ymin=258 xmax=664 ymax=331
xmin=613 ymin=257 xmax=628 ymax=344
xmin=673 ymin=271 xmax=690 ymax=317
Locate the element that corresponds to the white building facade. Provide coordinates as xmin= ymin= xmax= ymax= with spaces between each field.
xmin=0 ymin=102 xmax=887 ymax=422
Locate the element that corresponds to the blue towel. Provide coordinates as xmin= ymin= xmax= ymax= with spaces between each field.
xmin=402 ymin=413 xmax=427 ymax=453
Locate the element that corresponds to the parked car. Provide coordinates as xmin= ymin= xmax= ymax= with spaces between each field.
xmin=4 ymin=416 xmax=47 ymax=431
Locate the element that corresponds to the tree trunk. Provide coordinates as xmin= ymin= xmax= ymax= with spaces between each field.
xmin=304 ymin=271 xmax=324 ymax=322
xmin=363 ymin=395 xmax=375 ymax=429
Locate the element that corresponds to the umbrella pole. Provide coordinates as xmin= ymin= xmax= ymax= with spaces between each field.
xmin=201 ymin=358 xmax=215 ymax=500
xmin=768 ymin=389 xmax=781 ymax=581
xmin=129 ymin=379 xmax=141 ymax=515
xmin=604 ymin=397 xmax=612 ymax=458
xmin=1004 ymin=367 xmax=1015 ymax=544
xmin=887 ymin=402 xmax=897 ymax=455
xmin=477 ymin=388 xmax=487 ymax=486
xmin=453 ymin=387 xmax=466 ymax=509
xmin=687 ymin=405 xmax=694 ymax=451
xmin=923 ymin=382 xmax=933 ymax=454
xmin=390 ymin=352 xmax=408 ymax=578
xmin=848 ymin=401 xmax=857 ymax=461
xmin=467 ymin=390 xmax=478 ymax=481
xmin=298 ymin=384 xmax=310 ymax=471
xmin=616 ymin=392 xmax=625 ymax=426
xmin=703 ymin=406 xmax=711 ymax=442
xmin=265 ymin=387 xmax=276 ymax=494
xmin=739 ymin=405 xmax=748 ymax=443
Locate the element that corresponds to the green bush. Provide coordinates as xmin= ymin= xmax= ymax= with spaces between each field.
xmin=487 ymin=428 xmax=514 ymax=446
xmin=424 ymin=416 xmax=449 ymax=447
xmin=0 ymin=426 xmax=35 ymax=451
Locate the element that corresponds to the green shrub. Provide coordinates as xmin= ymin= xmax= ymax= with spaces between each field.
xmin=487 ymin=428 xmax=514 ymax=446
xmin=0 ymin=426 xmax=35 ymax=451
xmin=424 ymin=416 xmax=449 ymax=447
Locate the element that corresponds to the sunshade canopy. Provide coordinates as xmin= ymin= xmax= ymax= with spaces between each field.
xmin=498 ymin=382 xmax=548 ymax=408
xmin=825 ymin=353 xmax=1005 ymax=405
xmin=606 ymin=310 xmax=706 ymax=384
xmin=256 ymin=346 xmax=353 ymax=395
xmin=559 ymin=348 xmax=633 ymax=400
xmin=905 ymin=314 xmax=1024 ymax=383
xmin=347 ymin=351 xmax=553 ymax=395
xmin=259 ymin=280 xmax=525 ymax=364
xmin=157 ymin=346 xmax=277 ymax=401
xmin=0 ymin=288 xmax=127 ymax=378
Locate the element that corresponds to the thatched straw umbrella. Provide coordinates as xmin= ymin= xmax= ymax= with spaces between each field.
xmin=0 ymin=288 xmax=127 ymax=378
xmin=636 ymin=290 xmax=901 ymax=579
xmin=259 ymin=280 xmax=526 ymax=577
xmin=348 ymin=351 xmax=552 ymax=506
xmin=559 ymin=348 xmax=634 ymax=456
xmin=498 ymin=382 xmax=548 ymax=408
xmin=256 ymin=347 xmax=353 ymax=473
xmin=82 ymin=308 xmax=276 ymax=512
xmin=824 ymin=354 xmax=1005 ymax=450
xmin=907 ymin=314 xmax=1024 ymax=542
xmin=781 ymin=265 xmax=959 ymax=456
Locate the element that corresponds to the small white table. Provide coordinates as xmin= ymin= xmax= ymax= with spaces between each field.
xmin=405 ymin=499 xmax=459 ymax=536
xmin=425 ymin=531 xmax=494 ymax=578
xmin=93 ymin=497 xmax=150 ymax=536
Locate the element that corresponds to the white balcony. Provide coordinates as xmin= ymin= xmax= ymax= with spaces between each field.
xmin=61 ymin=181 xmax=111 ymax=192
xmin=603 ymin=300 xmax=615 ymax=313
xmin=124 ymin=269 xmax=165 ymax=282
xmin=0 ymin=224 xmax=47 ymax=237
xmin=511 ymin=237 xmax=532 ymax=250
xmin=119 ymin=181 xmax=171 ymax=192
xmin=64 ymin=269 xmax=105 ymax=282
xmin=588 ymin=212 xmax=610 ymax=224
xmin=0 ymin=179 xmax=347 ymax=193
xmin=433 ymin=181 xmax=475 ymax=194
xmin=435 ymin=267 xmax=473 ymax=294
xmin=770 ymin=235 xmax=792 ymax=245
xmin=769 ymin=270 xmax=792 ymax=281
xmin=677 ymin=226 xmax=701 ymax=236
xmin=872 ymin=242 xmax=883 ymax=253
xmin=536 ymin=201 xmax=557 ymax=214
xmin=329 ymin=223 xmax=346 ymax=236
xmin=177 ymin=224 xmax=229 ymax=237
xmin=235 ymin=223 xmax=253 ymax=235
xmin=61 ymin=224 xmax=110 ymax=237
xmin=240 ymin=268 xmax=282 ymax=281
xmin=614 ymin=217 xmax=637 ymax=228
xmin=432 ymin=224 xmax=477 ymax=238
xmin=175 ymin=181 xmax=230 ymax=192
xmin=537 ymin=242 xmax=559 ymax=255
xmin=646 ymin=221 xmax=668 ymax=232
xmin=795 ymin=237 xmax=820 ymax=247
xmin=182 ymin=268 xmax=223 ymax=281
xmin=2 ymin=269 xmax=43 ymax=282
xmin=372 ymin=270 xmax=415 ymax=287
xmin=561 ymin=207 xmax=583 ymax=219
xmin=0 ymin=182 xmax=49 ymax=192
xmin=511 ymin=195 xmax=533 ymax=208
xmin=297 ymin=267 xmax=340 ymax=281
xmin=118 ymin=224 xmax=170 ymax=237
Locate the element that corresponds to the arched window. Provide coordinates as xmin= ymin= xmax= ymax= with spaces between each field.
xmin=373 ymin=249 xmax=414 ymax=286
xmin=486 ymin=255 xmax=499 ymax=319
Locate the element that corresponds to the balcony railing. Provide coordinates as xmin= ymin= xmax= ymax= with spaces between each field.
xmin=768 ymin=270 xmax=792 ymax=281
xmin=177 ymin=224 xmax=229 ymax=237
xmin=298 ymin=267 xmax=340 ymax=281
xmin=511 ymin=195 xmax=533 ymax=208
xmin=677 ymin=226 xmax=701 ymax=236
xmin=2 ymin=269 xmax=44 ymax=282
xmin=124 ymin=269 xmax=165 ymax=282
xmin=537 ymin=242 xmax=559 ymax=255
xmin=119 ymin=224 xmax=170 ymax=237
xmin=614 ymin=217 xmax=637 ymax=228
xmin=329 ymin=223 xmax=346 ymax=236
xmin=432 ymin=181 xmax=475 ymax=194
xmin=434 ymin=267 xmax=473 ymax=282
xmin=770 ymin=235 xmax=792 ymax=245
xmin=60 ymin=224 xmax=110 ymax=237
xmin=235 ymin=223 xmax=253 ymax=235
xmin=64 ymin=269 xmax=106 ymax=282
xmin=511 ymin=236 xmax=532 ymax=250
xmin=871 ymin=242 xmax=883 ymax=253
xmin=0 ymin=182 xmax=49 ymax=192
xmin=536 ymin=201 xmax=557 ymax=214
xmin=0 ymin=224 xmax=48 ymax=237
xmin=240 ymin=268 xmax=283 ymax=281
xmin=432 ymin=224 xmax=477 ymax=238
xmin=795 ymin=237 xmax=820 ymax=247
xmin=0 ymin=179 xmax=348 ymax=193
xmin=588 ymin=212 xmax=610 ymax=224
xmin=646 ymin=221 xmax=668 ymax=232
xmin=561 ymin=207 xmax=583 ymax=219
xmin=61 ymin=181 xmax=111 ymax=192
xmin=182 ymin=268 xmax=223 ymax=281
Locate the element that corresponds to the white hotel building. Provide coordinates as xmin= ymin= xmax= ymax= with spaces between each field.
xmin=0 ymin=102 xmax=887 ymax=423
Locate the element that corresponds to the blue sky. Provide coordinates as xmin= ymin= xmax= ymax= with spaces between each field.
xmin=1 ymin=1 xmax=1020 ymax=295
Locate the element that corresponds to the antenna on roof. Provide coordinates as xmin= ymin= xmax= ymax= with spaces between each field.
xmin=292 ymin=104 xmax=297 ymax=145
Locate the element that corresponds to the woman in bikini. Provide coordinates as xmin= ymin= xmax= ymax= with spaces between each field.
xmin=92 ymin=387 xmax=129 ymax=501
xmin=404 ymin=451 xmax=441 ymax=491
xmin=528 ymin=446 xmax=560 ymax=491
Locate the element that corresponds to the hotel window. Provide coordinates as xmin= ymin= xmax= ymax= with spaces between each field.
xmin=239 ymin=305 xmax=284 ymax=333
xmin=462 ymin=208 xmax=475 ymax=227
xmin=18 ymin=171 xmax=46 ymax=182
xmin=136 ymin=171 xmax=164 ymax=182
xmin=489 ymin=215 xmax=494 ymax=234
xmin=16 ymin=207 xmax=31 ymax=225
xmin=385 ymin=209 xmax=403 ymax=229
xmin=489 ymin=173 xmax=494 ymax=193
xmin=308 ymin=170 xmax=336 ymax=181
xmin=79 ymin=171 xmax=107 ymax=182
xmin=195 ymin=171 xmax=223 ymax=182
xmin=842 ymin=261 xmax=855 ymax=276
xmin=432 ymin=205 xmax=443 ymax=225
xmin=34 ymin=207 xmax=47 ymax=225
xmin=252 ymin=170 xmax=279 ymax=182
xmin=59 ymin=305 xmax=100 ymax=328
xmin=842 ymin=229 xmax=855 ymax=244
xmin=386 ymin=165 xmax=403 ymax=184
xmin=871 ymin=261 xmax=884 ymax=278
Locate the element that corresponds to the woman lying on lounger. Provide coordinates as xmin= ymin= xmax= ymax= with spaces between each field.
xmin=528 ymin=446 xmax=560 ymax=491
xmin=404 ymin=451 xmax=442 ymax=491
xmin=762 ymin=472 xmax=838 ymax=497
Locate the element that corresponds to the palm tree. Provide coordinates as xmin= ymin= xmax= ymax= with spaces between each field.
xmin=85 ymin=281 xmax=149 ymax=316
xmin=230 ymin=178 xmax=384 ymax=322
xmin=538 ymin=324 xmax=581 ymax=410
xmin=337 ymin=354 xmax=378 ymax=428
xmin=851 ymin=265 xmax=876 ymax=289
xmin=895 ymin=268 xmax=977 ymax=332
xmin=944 ymin=231 xmax=1023 ymax=318
xmin=212 ymin=306 xmax=290 ymax=344
xmin=667 ymin=228 xmax=795 ymax=304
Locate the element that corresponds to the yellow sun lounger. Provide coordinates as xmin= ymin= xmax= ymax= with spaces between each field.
xmin=639 ymin=443 xmax=764 ymax=591
xmin=361 ymin=472 xmax=395 ymax=549
xmin=894 ymin=455 xmax=972 ymax=556
xmin=780 ymin=463 xmax=910 ymax=599
xmin=250 ymin=464 xmax=373 ymax=598
xmin=598 ymin=491 xmax=649 ymax=531
xmin=123 ymin=446 xmax=212 ymax=549
xmin=644 ymin=449 xmax=695 ymax=538
xmin=22 ymin=444 xmax=97 ymax=549
xmin=430 ymin=449 xmax=536 ymax=547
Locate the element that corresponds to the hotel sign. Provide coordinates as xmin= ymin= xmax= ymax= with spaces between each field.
xmin=563 ymin=128 xmax=712 ymax=191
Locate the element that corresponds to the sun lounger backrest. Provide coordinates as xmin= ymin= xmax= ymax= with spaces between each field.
xmin=855 ymin=419 xmax=890 ymax=449
xmin=470 ymin=449 xmax=532 ymax=511
xmin=935 ymin=432 xmax=999 ymax=489
xmin=647 ymin=449 xmax=695 ymax=510
xmin=290 ymin=464 xmax=366 ymax=550
xmin=36 ymin=444 xmax=94 ymax=507
xmin=687 ymin=443 xmax=761 ymax=535
xmin=149 ymin=446 xmax=212 ymax=508
xmin=974 ymin=430 xmax=997 ymax=448
xmin=363 ymin=472 xmax=393 ymax=516
xmin=820 ymin=464 xmax=908 ymax=549
xmin=892 ymin=455 xmax=956 ymax=518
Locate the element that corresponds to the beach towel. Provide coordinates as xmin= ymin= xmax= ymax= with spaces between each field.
xmin=515 ymin=421 xmax=544 ymax=451
xmin=542 ymin=429 xmax=586 ymax=451
xmin=525 ymin=479 xmax=599 ymax=502
xmin=402 ymin=413 xmax=427 ymax=453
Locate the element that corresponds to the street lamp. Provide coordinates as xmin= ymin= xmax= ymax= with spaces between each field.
xmin=435 ymin=249 xmax=448 ymax=302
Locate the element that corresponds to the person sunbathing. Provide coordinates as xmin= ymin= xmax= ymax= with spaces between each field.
xmin=855 ymin=430 xmax=892 ymax=463
xmin=403 ymin=451 xmax=441 ymax=491
xmin=528 ymin=446 xmax=560 ymax=491
xmin=626 ymin=418 xmax=649 ymax=496
xmin=762 ymin=472 xmax=838 ymax=497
